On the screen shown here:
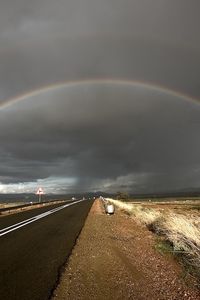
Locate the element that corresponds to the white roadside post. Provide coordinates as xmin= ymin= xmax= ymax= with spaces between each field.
xmin=100 ymin=197 xmax=115 ymax=215
xmin=36 ymin=187 xmax=44 ymax=203
xmin=105 ymin=203 xmax=115 ymax=214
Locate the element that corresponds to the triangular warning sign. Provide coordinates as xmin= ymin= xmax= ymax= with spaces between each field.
xmin=36 ymin=187 xmax=44 ymax=195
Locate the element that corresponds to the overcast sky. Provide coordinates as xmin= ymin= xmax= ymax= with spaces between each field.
xmin=0 ymin=0 xmax=200 ymax=194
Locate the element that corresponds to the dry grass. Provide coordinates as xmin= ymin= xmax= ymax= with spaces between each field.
xmin=163 ymin=213 xmax=200 ymax=268
xmin=106 ymin=199 xmax=162 ymax=225
xmin=106 ymin=198 xmax=200 ymax=272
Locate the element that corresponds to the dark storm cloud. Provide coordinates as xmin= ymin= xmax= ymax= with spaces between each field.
xmin=0 ymin=38 xmax=200 ymax=103
xmin=0 ymin=83 xmax=200 ymax=193
xmin=0 ymin=0 xmax=200 ymax=102
xmin=0 ymin=1 xmax=200 ymax=193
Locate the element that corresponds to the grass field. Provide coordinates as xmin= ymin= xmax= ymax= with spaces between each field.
xmin=107 ymin=198 xmax=200 ymax=281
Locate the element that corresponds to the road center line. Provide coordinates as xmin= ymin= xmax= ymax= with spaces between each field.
xmin=0 ymin=199 xmax=85 ymax=237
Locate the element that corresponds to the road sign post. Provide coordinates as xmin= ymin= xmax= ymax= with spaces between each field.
xmin=36 ymin=188 xmax=44 ymax=203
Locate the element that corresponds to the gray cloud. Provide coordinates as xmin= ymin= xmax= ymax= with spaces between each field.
xmin=0 ymin=1 xmax=200 ymax=193
xmin=0 ymin=1 xmax=200 ymax=102
xmin=0 ymin=82 xmax=200 ymax=193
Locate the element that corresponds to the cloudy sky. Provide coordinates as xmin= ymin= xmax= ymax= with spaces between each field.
xmin=0 ymin=0 xmax=200 ymax=194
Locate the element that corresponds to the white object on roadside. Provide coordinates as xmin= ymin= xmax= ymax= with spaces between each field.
xmin=106 ymin=204 xmax=115 ymax=214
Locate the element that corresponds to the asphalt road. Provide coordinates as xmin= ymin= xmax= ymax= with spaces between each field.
xmin=0 ymin=199 xmax=93 ymax=300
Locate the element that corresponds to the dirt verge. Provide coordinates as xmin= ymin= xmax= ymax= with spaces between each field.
xmin=52 ymin=199 xmax=199 ymax=300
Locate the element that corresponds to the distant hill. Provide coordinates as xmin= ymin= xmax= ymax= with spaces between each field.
xmin=0 ymin=193 xmax=70 ymax=203
xmin=0 ymin=191 xmax=114 ymax=204
xmin=131 ymin=188 xmax=200 ymax=199
xmin=0 ymin=188 xmax=200 ymax=204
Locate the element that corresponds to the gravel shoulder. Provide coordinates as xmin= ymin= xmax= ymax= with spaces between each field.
xmin=52 ymin=199 xmax=200 ymax=300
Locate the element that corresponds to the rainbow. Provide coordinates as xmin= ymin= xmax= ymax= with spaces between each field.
xmin=0 ymin=78 xmax=199 ymax=110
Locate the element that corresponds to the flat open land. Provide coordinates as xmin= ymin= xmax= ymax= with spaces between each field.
xmin=52 ymin=199 xmax=200 ymax=300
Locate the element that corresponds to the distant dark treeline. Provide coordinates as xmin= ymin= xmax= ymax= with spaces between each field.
xmin=0 ymin=192 xmax=113 ymax=203
xmin=0 ymin=194 xmax=70 ymax=203
xmin=0 ymin=190 xmax=200 ymax=204
xmin=131 ymin=191 xmax=200 ymax=199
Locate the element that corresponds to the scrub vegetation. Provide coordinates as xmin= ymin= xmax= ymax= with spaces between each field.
xmin=107 ymin=198 xmax=200 ymax=281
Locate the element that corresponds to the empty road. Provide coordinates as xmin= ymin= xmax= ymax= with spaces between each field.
xmin=0 ymin=199 xmax=93 ymax=300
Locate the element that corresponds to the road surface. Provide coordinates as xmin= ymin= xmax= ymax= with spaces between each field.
xmin=0 ymin=199 xmax=93 ymax=300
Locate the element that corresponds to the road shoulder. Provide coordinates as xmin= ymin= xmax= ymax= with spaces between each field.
xmin=52 ymin=199 xmax=199 ymax=300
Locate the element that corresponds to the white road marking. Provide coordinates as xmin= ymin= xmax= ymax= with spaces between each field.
xmin=0 ymin=199 xmax=85 ymax=237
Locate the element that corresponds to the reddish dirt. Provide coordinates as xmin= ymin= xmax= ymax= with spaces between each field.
xmin=52 ymin=199 xmax=200 ymax=300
